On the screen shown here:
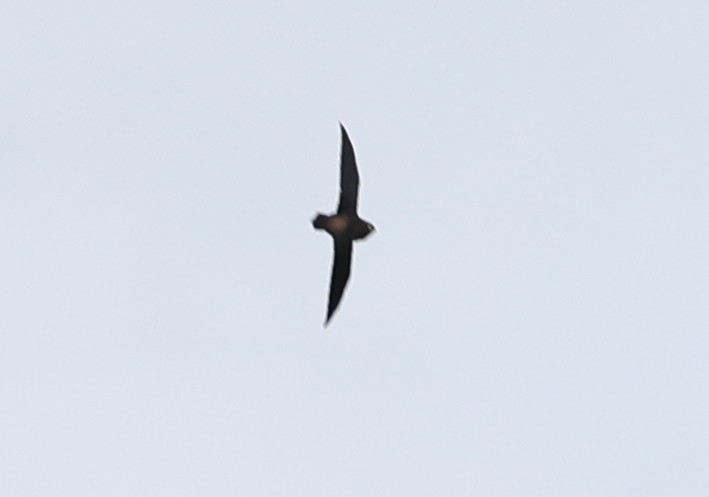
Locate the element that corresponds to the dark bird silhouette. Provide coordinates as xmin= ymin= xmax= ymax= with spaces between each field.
xmin=313 ymin=123 xmax=375 ymax=325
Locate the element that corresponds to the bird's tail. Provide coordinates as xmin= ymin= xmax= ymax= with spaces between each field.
xmin=312 ymin=213 xmax=328 ymax=230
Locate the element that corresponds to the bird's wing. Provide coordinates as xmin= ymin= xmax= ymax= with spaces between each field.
xmin=336 ymin=123 xmax=360 ymax=214
xmin=326 ymin=239 xmax=353 ymax=324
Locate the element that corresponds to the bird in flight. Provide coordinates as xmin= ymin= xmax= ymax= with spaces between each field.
xmin=313 ymin=123 xmax=375 ymax=325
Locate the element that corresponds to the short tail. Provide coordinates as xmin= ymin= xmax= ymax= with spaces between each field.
xmin=312 ymin=213 xmax=328 ymax=230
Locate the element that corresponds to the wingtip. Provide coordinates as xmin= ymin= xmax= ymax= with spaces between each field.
xmin=324 ymin=304 xmax=338 ymax=326
xmin=339 ymin=123 xmax=352 ymax=148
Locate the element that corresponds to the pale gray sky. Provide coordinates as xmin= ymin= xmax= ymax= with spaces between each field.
xmin=2 ymin=1 xmax=708 ymax=495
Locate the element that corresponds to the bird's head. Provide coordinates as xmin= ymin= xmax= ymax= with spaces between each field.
xmin=352 ymin=218 xmax=375 ymax=240
xmin=362 ymin=222 xmax=376 ymax=239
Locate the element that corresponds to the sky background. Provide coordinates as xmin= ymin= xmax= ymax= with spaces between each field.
xmin=2 ymin=0 xmax=708 ymax=495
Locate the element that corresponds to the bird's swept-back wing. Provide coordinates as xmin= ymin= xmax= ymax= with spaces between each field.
xmin=326 ymin=239 xmax=353 ymax=324
xmin=337 ymin=124 xmax=359 ymax=214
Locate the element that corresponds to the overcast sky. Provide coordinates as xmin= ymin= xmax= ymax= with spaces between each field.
xmin=2 ymin=1 xmax=708 ymax=496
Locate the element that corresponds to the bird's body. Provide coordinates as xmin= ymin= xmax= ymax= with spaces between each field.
xmin=312 ymin=213 xmax=373 ymax=241
xmin=313 ymin=124 xmax=375 ymax=325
